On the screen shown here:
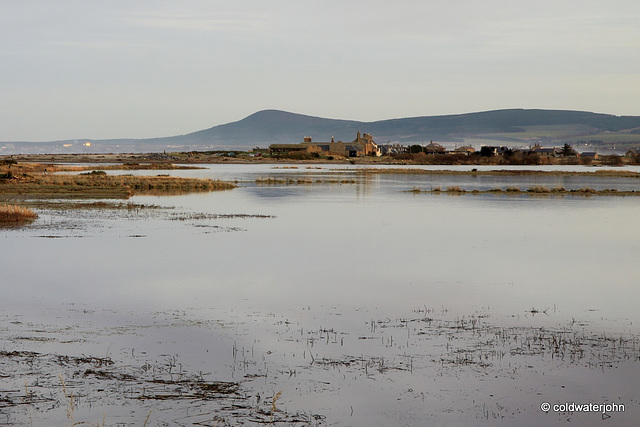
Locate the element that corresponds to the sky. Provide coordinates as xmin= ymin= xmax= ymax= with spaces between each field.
xmin=2 ymin=0 xmax=640 ymax=141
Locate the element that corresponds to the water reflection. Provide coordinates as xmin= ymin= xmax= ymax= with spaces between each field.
xmin=2 ymin=164 xmax=640 ymax=426
xmin=93 ymin=163 xmax=640 ymax=194
xmin=5 ymin=173 xmax=639 ymax=324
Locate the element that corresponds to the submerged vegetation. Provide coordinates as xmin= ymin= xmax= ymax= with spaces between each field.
xmin=3 ymin=304 xmax=637 ymax=425
xmin=2 ymin=154 xmax=639 ymax=425
xmin=0 ymin=349 xmax=318 ymax=426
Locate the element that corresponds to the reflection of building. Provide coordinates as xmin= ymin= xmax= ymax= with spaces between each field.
xmin=270 ymin=132 xmax=381 ymax=157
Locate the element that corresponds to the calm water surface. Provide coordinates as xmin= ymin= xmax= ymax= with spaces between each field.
xmin=2 ymin=164 xmax=639 ymax=426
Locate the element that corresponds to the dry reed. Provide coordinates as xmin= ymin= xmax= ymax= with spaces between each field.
xmin=446 ymin=186 xmax=465 ymax=192
xmin=0 ymin=173 xmax=235 ymax=199
xmin=0 ymin=204 xmax=38 ymax=225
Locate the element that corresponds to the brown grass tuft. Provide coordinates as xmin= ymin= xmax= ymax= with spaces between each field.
xmin=527 ymin=186 xmax=551 ymax=193
xmin=0 ymin=204 xmax=38 ymax=225
xmin=446 ymin=186 xmax=465 ymax=192
xmin=0 ymin=173 xmax=235 ymax=199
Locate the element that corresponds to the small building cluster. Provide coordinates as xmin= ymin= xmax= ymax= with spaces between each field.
xmin=270 ymin=132 xmax=381 ymax=157
xmin=269 ymin=134 xmax=603 ymax=159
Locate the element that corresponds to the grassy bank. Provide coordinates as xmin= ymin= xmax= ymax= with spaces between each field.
xmin=0 ymin=162 xmax=235 ymax=199
xmin=0 ymin=174 xmax=235 ymax=199
xmin=57 ymin=163 xmax=205 ymax=172
xmin=0 ymin=161 xmax=203 ymax=174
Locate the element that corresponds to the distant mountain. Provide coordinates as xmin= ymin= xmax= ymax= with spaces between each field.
xmin=166 ymin=108 xmax=640 ymax=150
xmin=3 ymin=109 xmax=640 ymax=154
xmin=173 ymin=110 xmax=363 ymax=146
xmin=171 ymin=108 xmax=640 ymax=145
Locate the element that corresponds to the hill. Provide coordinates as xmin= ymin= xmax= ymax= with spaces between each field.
xmin=170 ymin=109 xmax=640 ymax=146
xmin=167 ymin=108 xmax=640 ymax=151
xmin=3 ymin=109 xmax=640 ymax=154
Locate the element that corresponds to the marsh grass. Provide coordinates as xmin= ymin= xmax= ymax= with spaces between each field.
xmin=0 ymin=172 xmax=235 ymax=199
xmin=0 ymin=204 xmax=38 ymax=225
xmin=528 ymin=185 xmax=551 ymax=193
xmin=170 ymin=212 xmax=275 ymax=221
xmin=446 ymin=186 xmax=464 ymax=193
xmin=353 ymin=168 xmax=640 ymax=178
xmin=80 ymin=163 xmax=203 ymax=171
xmin=1 ymin=350 xmax=315 ymax=426
xmin=405 ymin=186 xmax=634 ymax=196
xmin=256 ymin=177 xmax=356 ymax=185
xmin=0 ymin=162 xmax=203 ymax=174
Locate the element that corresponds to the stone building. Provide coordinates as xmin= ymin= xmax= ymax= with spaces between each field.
xmin=269 ymin=132 xmax=381 ymax=157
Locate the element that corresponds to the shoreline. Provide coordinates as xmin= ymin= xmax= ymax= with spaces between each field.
xmin=0 ymin=161 xmax=236 ymax=200
xmin=3 ymin=151 xmax=635 ymax=167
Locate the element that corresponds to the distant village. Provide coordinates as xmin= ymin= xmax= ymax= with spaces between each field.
xmin=267 ymin=132 xmax=610 ymax=159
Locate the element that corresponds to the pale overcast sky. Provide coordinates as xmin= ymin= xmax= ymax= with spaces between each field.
xmin=2 ymin=0 xmax=640 ymax=141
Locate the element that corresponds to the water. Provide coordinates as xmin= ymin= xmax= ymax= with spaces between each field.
xmin=2 ymin=164 xmax=640 ymax=426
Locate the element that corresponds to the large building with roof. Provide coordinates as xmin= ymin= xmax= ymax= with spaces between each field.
xmin=270 ymin=132 xmax=381 ymax=157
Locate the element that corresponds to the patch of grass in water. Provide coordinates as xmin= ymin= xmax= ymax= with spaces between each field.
xmin=0 ymin=204 xmax=38 ymax=226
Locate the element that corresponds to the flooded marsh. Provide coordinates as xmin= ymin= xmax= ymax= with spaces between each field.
xmin=1 ymin=164 xmax=640 ymax=426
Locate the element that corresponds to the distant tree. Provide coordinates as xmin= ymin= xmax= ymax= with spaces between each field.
xmin=391 ymin=152 xmax=412 ymax=161
xmin=480 ymin=146 xmax=496 ymax=157
xmin=602 ymin=154 xmax=623 ymax=166
xmin=627 ymin=151 xmax=640 ymax=165
xmin=523 ymin=152 xmax=542 ymax=165
xmin=561 ymin=143 xmax=577 ymax=156
xmin=412 ymin=152 xmax=428 ymax=163
xmin=580 ymin=155 xmax=593 ymax=165
xmin=410 ymin=144 xmax=424 ymax=153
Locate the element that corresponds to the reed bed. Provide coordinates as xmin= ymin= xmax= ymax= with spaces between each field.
xmin=0 ymin=173 xmax=235 ymax=199
xmin=255 ymin=177 xmax=355 ymax=185
xmin=406 ymin=186 xmax=638 ymax=196
xmin=446 ymin=185 xmax=464 ymax=192
xmin=0 ymin=204 xmax=38 ymax=225
xmin=0 ymin=162 xmax=203 ymax=174
xmin=527 ymin=185 xmax=551 ymax=193
xmin=13 ymin=200 xmax=166 ymax=211
xmin=353 ymin=168 xmax=640 ymax=178
xmin=84 ymin=163 xmax=202 ymax=171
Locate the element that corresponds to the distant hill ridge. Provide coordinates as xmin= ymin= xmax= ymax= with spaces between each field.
xmin=4 ymin=108 xmax=640 ymax=154
xmin=172 ymin=108 xmax=640 ymax=147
